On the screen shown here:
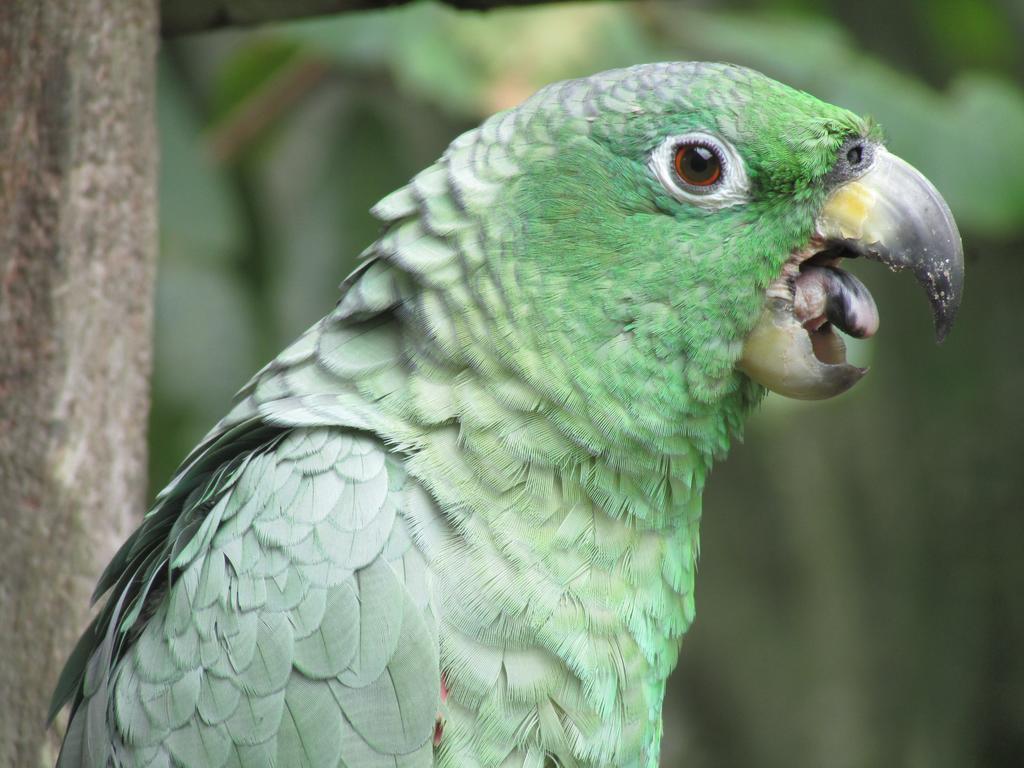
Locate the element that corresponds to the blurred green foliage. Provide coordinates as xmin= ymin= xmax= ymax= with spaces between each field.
xmin=154 ymin=2 xmax=1024 ymax=765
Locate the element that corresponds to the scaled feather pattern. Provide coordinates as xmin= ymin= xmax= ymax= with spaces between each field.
xmin=53 ymin=62 xmax=883 ymax=767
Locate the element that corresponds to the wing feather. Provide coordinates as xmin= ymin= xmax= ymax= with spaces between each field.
xmin=52 ymin=165 xmax=453 ymax=768
xmin=59 ymin=427 xmax=438 ymax=767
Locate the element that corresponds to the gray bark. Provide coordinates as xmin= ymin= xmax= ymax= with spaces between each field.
xmin=0 ymin=1 xmax=159 ymax=766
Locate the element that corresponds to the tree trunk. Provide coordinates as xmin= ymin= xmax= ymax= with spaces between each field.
xmin=0 ymin=1 xmax=159 ymax=765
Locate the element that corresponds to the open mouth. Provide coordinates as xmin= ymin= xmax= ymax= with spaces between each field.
xmin=739 ymin=147 xmax=964 ymax=401
xmin=776 ymin=237 xmax=879 ymax=367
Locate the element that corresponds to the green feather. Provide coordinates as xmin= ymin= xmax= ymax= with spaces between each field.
xmin=337 ymin=559 xmax=404 ymax=687
xmin=165 ymin=718 xmax=231 ymax=767
xmin=224 ymin=688 xmax=285 ymax=746
xmin=237 ymin=613 xmax=293 ymax=696
xmin=197 ymin=673 xmax=241 ymax=725
xmin=54 ymin=62 xmax=883 ymax=768
xmin=276 ymin=674 xmax=344 ymax=767
xmin=332 ymin=587 xmax=438 ymax=754
xmin=292 ymin=585 xmax=359 ymax=678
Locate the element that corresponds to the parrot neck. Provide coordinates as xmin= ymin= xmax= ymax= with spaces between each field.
xmin=377 ymin=304 xmax=762 ymax=767
xmin=350 ymin=115 xmax=766 ymax=765
xmin=382 ymin=263 xmax=765 ymax=529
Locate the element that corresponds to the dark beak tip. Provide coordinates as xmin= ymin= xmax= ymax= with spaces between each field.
xmin=934 ymin=310 xmax=959 ymax=344
xmin=931 ymin=263 xmax=964 ymax=345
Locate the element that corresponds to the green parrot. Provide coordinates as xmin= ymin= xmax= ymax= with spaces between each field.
xmin=51 ymin=62 xmax=963 ymax=768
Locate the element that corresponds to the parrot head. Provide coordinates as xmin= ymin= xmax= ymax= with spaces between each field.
xmin=482 ymin=62 xmax=962 ymax=417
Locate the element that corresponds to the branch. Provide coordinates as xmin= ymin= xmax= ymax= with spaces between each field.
xmin=162 ymin=0 xmax=582 ymax=36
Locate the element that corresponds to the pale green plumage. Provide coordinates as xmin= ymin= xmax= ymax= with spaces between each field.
xmin=54 ymin=62 xmax=872 ymax=767
xmin=93 ymin=429 xmax=437 ymax=767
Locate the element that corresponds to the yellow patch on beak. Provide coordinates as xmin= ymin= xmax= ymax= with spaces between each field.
xmin=819 ymin=181 xmax=876 ymax=241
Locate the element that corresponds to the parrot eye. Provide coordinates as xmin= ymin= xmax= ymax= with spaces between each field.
xmin=651 ymin=132 xmax=750 ymax=209
xmin=673 ymin=143 xmax=722 ymax=187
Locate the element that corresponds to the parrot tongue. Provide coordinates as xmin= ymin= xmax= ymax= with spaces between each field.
xmin=793 ymin=262 xmax=879 ymax=340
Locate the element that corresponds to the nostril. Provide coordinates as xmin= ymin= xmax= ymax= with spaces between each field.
xmin=846 ymin=144 xmax=863 ymax=166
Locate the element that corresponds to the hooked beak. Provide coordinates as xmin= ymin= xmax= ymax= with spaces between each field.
xmin=739 ymin=147 xmax=964 ymax=400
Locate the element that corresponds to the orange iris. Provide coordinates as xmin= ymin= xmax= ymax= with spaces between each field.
xmin=673 ymin=143 xmax=722 ymax=187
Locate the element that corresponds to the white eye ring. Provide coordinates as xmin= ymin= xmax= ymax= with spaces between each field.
xmin=650 ymin=132 xmax=750 ymax=210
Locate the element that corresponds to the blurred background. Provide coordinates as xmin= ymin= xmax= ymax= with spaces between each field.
xmin=154 ymin=1 xmax=1024 ymax=765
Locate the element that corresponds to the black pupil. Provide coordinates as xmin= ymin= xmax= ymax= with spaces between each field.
xmin=684 ymin=146 xmax=717 ymax=181
xmin=847 ymin=144 xmax=863 ymax=165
